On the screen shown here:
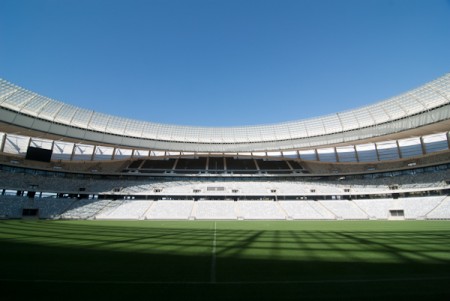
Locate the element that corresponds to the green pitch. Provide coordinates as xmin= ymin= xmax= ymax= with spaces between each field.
xmin=1 ymin=220 xmax=450 ymax=300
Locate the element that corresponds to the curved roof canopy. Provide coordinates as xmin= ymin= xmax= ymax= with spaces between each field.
xmin=0 ymin=74 xmax=449 ymax=152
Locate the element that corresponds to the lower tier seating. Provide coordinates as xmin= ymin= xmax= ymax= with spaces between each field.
xmin=2 ymin=196 xmax=448 ymax=220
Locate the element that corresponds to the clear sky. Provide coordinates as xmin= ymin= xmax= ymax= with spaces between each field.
xmin=1 ymin=0 xmax=449 ymax=127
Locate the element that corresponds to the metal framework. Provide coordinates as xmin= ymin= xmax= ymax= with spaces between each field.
xmin=1 ymin=131 xmax=449 ymax=163
xmin=0 ymin=74 xmax=449 ymax=152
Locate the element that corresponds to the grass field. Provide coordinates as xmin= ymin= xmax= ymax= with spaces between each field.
xmin=1 ymin=220 xmax=450 ymax=300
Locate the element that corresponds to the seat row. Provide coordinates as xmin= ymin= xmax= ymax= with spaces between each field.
xmin=1 ymin=195 xmax=448 ymax=220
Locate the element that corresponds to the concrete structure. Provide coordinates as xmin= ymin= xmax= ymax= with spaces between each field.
xmin=0 ymin=74 xmax=449 ymax=220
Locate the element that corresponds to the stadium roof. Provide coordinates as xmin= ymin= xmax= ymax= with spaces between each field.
xmin=0 ymin=74 xmax=449 ymax=152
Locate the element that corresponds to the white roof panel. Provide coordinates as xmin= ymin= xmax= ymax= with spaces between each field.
xmin=0 ymin=73 xmax=449 ymax=152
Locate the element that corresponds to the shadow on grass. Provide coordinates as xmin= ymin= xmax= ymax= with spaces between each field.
xmin=0 ymin=220 xmax=450 ymax=300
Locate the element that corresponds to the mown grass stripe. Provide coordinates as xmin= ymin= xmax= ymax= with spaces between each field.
xmin=211 ymin=221 xmax=217 ymax=283
xmin=1 ymin=275 xmax=450 ymax=285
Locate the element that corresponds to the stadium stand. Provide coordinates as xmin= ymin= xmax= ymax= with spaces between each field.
xmin=0 ymin=196 xmax=30 ymax=218
xmin=353 ymin=199 xmax=393 ymax=220
xmin=318 ymin=200 xmax=369 ymax=220
xmin=195 ymin=200 xmax=237 ymax=220
xmin=427 ymin=196 xmax=450 ymax=219
xmin=60 ymin=199 xmax=111 ymax=220
xmin=96 ymin=200 xmax=153 ymax=220
xmin=34 ymin=197 xmax=76 ymax=219
xmin=237 ymin=201 xmax=286 ymax=220
xmin=279 ymin=201 xmax=335 ymax=220
xmin=0 ymin=75 xmax=449 ymax=220
xmin=145 ymin=200 xmax=195 ymax=220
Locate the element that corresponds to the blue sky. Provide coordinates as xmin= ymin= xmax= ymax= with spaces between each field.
xmin=1 ymin=0 xmax=450 ymax=127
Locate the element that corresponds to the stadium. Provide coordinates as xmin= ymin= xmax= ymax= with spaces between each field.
xmin=1 ymin=74 xmax=450 ymax=300
xmin=1 ymin=74 xmax=450 ymax=220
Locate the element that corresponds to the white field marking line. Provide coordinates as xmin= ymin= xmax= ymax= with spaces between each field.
xmin=1 ymin=276 xmax=450 ymax=285
xmin=210 ymin=221 xmax=217 ymax=283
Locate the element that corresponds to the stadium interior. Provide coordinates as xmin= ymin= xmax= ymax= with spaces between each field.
xmin=0 ymin=74 xmax=450 ymax=221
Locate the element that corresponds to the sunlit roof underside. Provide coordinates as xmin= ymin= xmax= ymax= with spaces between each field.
xmin=0 ymin=74 xmax=449 ymax=152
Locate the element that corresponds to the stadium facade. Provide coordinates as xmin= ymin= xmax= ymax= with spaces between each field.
xmin=0 ymin=74 xmax=449 ymax=220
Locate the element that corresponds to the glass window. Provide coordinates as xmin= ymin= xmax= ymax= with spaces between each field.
xmin=376 ymin=141 xmax=399 ymax=161
xmin=356 ymin=143 xmax=377 ymax=162
xmin=336 ymin=146 xmax=357 ymax=162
